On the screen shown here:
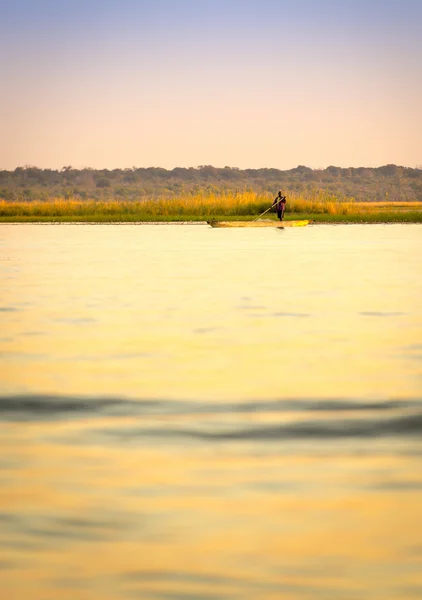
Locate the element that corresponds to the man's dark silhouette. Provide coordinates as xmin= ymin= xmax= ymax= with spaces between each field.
xmin=272 ymin=191 xmax=286 ymax=221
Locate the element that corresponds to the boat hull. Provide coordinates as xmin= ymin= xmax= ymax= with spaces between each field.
xmin=208 ymin=220 xmax=309 ymax=228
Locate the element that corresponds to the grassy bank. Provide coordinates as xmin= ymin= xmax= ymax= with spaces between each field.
xmin=1 ymin=193 xmax=422 ymax=223
xmin=2 ymin=213 xmax=421 ymax=224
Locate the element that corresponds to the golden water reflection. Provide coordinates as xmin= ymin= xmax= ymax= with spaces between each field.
xmin=1 ymin=421 xmax=422 ymax=599
xmin=1 ymin=224 xmax=422 ymax=599
xmin=1 ymin=224 xmax=421 ymax=400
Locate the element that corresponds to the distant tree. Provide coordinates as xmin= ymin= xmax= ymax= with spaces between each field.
xmin=96 ymin=177 xmax=111 ymax=188
xmin=123 ymin=172 xmax=136 ymax=183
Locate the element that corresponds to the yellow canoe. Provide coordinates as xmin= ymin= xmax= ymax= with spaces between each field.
xmin=208 ymin=220 xmax=309 ymax=228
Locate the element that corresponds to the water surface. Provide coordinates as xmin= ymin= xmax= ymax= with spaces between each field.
xmin=1 ymin=223 xmax=421 ymax=599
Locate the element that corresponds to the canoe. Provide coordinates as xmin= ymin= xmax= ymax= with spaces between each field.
xmin=207 ymin=220 xmax=309 ymax=228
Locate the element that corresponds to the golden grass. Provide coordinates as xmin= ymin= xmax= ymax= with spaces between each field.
xmin=0 ymin=193 xmax=265 ymax=218
xmin=0 ymin=192 xmax=421 ymax=220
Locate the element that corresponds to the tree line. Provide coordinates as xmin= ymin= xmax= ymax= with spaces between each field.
xmin=0 ymin=164 xmax=421 ymax=202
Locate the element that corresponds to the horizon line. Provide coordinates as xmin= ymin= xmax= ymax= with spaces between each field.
xmin=4 ymin=163 xmax=421 ymax=173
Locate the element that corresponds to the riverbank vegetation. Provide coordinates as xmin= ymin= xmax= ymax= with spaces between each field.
xmin=1 ymin=164 xmax=421 ymax=202
xmin=1 ymin=192 xmax=422 ymax=223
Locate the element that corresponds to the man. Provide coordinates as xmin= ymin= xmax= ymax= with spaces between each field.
xmin=272 ymin=190 xmax=286 ymax=221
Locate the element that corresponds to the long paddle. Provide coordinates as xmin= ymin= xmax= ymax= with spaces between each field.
xmin=252 ymin=204 xmax=275 ymax=221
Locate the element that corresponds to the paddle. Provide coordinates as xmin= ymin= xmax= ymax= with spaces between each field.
xmin=252 ymin=204 xmax=274 ymax=221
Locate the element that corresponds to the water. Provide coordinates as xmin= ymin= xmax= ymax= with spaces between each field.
xmin=1 ymin=223 xmax=422 ymax=599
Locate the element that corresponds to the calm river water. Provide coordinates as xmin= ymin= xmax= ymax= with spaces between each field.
xmin=1 ymin=223 xmax=422 ymax=599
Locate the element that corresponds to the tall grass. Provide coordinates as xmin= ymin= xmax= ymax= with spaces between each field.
xmin=1 ymin=191 xmax=421 ymax=221
xmin=0 ymin=192 xmax=267 ymax=218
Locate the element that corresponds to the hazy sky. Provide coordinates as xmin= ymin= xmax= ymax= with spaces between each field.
xmin=1 ymin=0 xmax=421 ymax=170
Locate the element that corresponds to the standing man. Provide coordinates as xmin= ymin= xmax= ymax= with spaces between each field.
xmin=272 ymin=191 xmax=286 ymax=221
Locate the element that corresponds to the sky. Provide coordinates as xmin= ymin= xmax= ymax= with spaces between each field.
xmin=1 ymin=0 xmax=421 ymax=170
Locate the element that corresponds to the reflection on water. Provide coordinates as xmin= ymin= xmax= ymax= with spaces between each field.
xmin=1 ymin=224 xmax=422 ymax=599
